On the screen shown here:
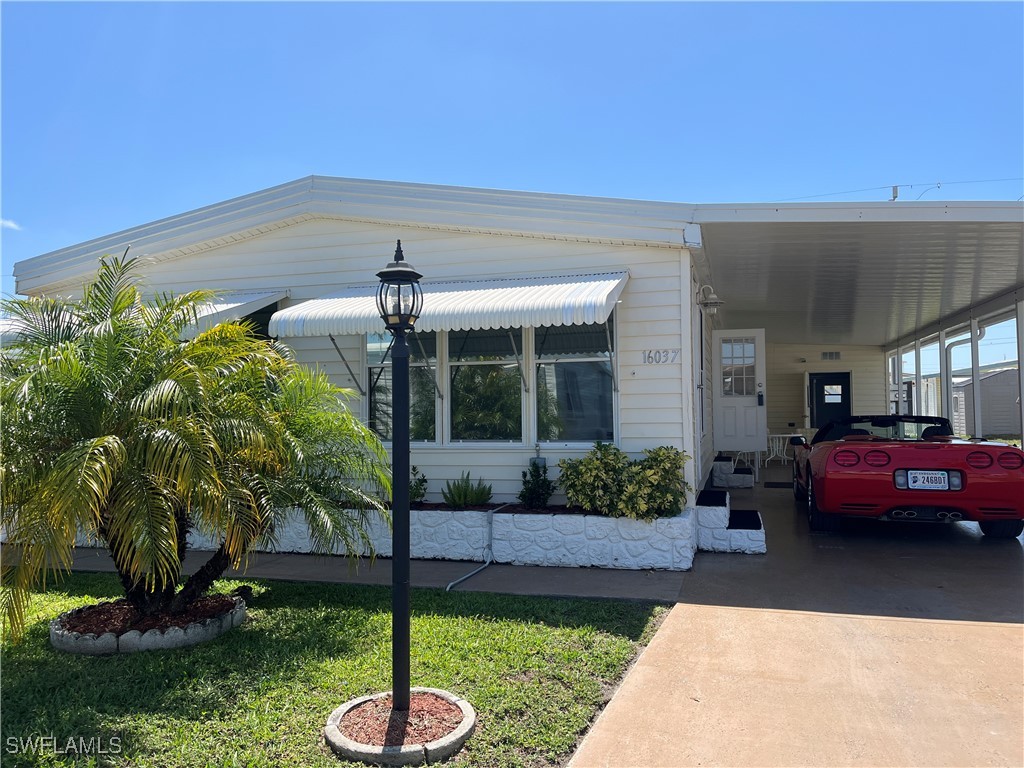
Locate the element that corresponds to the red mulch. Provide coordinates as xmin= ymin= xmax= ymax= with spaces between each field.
xmin=60 ymin=595 xmax=236 ymax=636
xmin=338 ymin=692 xmax=463 ymax=747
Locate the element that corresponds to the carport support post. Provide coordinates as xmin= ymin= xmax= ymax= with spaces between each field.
xmin=1017 ymin=299 xmax=1024 ymax=444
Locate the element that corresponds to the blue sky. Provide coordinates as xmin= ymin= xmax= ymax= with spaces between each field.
xmin=2 ymin=1 xmax=1022 ymax=306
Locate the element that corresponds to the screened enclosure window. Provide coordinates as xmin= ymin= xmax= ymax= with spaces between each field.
xmin=535 ymin=323 xmax=614 ymax=441
xmin=449 ymin=328 xmax=523 ymax=441
xmin=824 ymin=385 xmax=843 ymax=404
xmin=721 ymin=337 xmax=755 ymax=396
xmin=367 ymin=331 xmax=436 ymax=441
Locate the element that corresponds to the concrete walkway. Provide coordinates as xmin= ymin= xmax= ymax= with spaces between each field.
xmin=69 ymin=465 xmax=1024 ymax=767
xmin=569 ymin=465 xmax=1024 ymax=768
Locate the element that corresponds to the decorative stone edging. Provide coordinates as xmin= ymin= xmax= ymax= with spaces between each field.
xmin=49 ymin=597 xmax=246 ymax=655
xmin=324 ymin=687 xmax=476 ymax=766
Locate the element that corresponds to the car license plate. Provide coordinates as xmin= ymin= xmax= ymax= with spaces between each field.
xmin=907 ymin=470 xmax=949 ymax=490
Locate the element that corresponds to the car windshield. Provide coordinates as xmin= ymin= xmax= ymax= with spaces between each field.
xmin=813 ymin=416 xmax=953 ymax=443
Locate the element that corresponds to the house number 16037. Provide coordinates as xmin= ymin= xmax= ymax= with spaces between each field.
xmin=641 ymin=349 xmax=680 ymax=364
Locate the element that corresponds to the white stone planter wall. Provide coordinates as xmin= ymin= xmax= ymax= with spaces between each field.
xmin=695 ymin=496 xmax=767 ymax=555
xmin=188 ymin=507 xmax=696 ymax=571
xmin=492 ymin=512 xmax=695 ymax=570
xmin=77 ymin=507 xmax=702 ymax=571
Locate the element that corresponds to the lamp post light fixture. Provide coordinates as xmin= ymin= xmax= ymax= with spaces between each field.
xmin=375 ymin=240 xmax=423 ymax=714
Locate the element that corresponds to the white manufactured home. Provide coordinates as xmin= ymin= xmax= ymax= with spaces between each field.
xmin=11 ymin=177 xmax=1024 ymax=504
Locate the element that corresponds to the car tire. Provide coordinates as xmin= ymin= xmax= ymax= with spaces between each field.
xmin=807 ymin=476 xmax=840 ymax=533
xmin=979 ymin=520 xmax=1024 ymax=539
xmin=793 ymin=463 xmax=805 ymax=504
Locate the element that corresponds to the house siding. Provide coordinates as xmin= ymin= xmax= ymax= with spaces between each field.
xmin=140 ymin=218 xmax=696 ymax=501
xmin=765 ymin=343 xmax=887 ymax=431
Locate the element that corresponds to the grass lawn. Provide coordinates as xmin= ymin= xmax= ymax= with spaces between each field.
xmin=1 ymin=572 xmax=667 ymax=768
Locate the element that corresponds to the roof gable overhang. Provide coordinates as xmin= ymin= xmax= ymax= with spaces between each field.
xmin=14 ymin=176 xmax=694 ymax=295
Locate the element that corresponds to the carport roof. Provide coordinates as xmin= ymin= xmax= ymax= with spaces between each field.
xmin=692 ymin=202 xmax=1024 ymax=348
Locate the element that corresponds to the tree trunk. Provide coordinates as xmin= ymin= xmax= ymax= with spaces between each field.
xmin=100 ymin=516 xmax=184 ymax=616
xmin=170 ymin=544 xmax=230 ymax=614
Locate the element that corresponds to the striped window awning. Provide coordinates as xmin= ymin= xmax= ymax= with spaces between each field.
xmin=1 ymin=290 xmax=289 ymax=345
xmin=183 ymin=290 xmax=289 ymax=339
xmin=268 ymin=272 xmax=629 ymax=337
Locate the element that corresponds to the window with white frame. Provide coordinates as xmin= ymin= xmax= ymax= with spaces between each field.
xmin=367 ymin=331 xmax=437 ymax=441
xmin=365 ymin=318 xmax=616 ymax=444
xmin=535 ymin=323 xmax=614 ymax=441
xmin=449 ymin=327 xmax=523 ymax=441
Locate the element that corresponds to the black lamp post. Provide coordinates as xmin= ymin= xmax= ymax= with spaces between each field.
xmin=375 ymin=240 xmax=423 ymax=714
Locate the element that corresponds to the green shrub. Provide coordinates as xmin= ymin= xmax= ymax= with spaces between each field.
xmin=518 ymin=460 xmax=558 ymax=509
xmin=410 ymin=466 xmax=429 ymax=504
xmin=442 ymin=471 xmax=493 ymax=509
xmin=557 ymin=442 xmax=630 ymax=516
xmin=616 ymin=446 xmax=692 ymax=520
xmin=558 ymin=443 xmax=692 ymax=520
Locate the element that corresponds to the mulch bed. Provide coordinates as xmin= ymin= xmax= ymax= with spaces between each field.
xmin=60 ymin=595 xmax=236 ymax=636
xmin=338 ymin=692 xmax=463 ymax=747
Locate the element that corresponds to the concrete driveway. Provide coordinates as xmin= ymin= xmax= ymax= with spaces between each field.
xmin=569 ymin=466 xmax=1024 ymax=768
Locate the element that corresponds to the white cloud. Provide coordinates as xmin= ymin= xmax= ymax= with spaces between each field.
xmin=1 ymin=219 xmax=22 ymax=231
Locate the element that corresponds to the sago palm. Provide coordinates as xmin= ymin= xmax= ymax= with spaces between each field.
xmin=1 ymin=256 xmax=390 ymax=641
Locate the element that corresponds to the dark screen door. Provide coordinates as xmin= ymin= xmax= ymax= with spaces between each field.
xmin=809 ymin=372 xmax=851 ymax=428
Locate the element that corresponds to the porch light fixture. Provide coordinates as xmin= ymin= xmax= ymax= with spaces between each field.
xmin=697 ymin=284 xmax=725 ymax=315
xmin=376 ymin=239 xmax=423 ymax=713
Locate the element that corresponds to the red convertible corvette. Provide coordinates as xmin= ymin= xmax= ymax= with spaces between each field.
xmin=791 ymin=415 xmax=1024 ymax=538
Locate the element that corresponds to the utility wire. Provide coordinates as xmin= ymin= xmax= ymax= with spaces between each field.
xmin=774 ymin=177 xmax=1024 ymax=202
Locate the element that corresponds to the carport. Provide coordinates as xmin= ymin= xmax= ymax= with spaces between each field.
xmin=689 ymin=201 xmax=1024 ymax=444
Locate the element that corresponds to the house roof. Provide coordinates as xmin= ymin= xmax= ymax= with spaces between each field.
xmin=12 ymin=176 xmax=1024 ymax=348
xmin=13 ymin=176 xmax=695 ymax=296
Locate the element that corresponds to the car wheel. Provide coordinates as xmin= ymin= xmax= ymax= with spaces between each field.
xmin=979 ymin=520 xmax=1024 ymax=539
xmin=807 ymin=475 xmax=840 ymax=533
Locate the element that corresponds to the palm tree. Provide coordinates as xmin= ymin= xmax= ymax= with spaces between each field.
xmin=1 ymin=256 xmax=390 ymax=641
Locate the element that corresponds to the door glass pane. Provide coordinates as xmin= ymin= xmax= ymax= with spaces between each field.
xmin=824 ymin=385 xmax=842 ymax=403
xmin=721 ymin=336 xmax=756 ymax=397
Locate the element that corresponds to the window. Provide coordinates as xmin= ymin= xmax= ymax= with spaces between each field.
xmin=365 ymin=318 xmax=618 ymax=445
xmin=449 ymin=328 xmax=523 ymax=441
xmin=824 ymin=385 xmax=843 ymax=404
xmin=535 ymin=323 xmax=614 ymax=441
xmin=721 ymin=337 xmax=755 ymax=396
xmin=367 ymin=331 xmax=436 ymax=441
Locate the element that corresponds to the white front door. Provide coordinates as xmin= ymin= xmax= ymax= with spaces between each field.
xmin=712 ymin=328 xmax=768 ymax=452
